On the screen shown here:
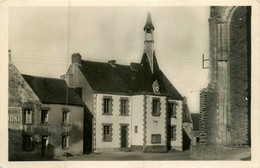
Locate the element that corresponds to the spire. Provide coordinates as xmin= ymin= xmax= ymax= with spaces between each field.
xmin=144 ymin=12 xmax=155 ymax=31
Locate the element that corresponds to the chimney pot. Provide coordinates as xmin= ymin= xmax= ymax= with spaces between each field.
xmin=108 ymin=60 xmax=116 ymax=67
xmin=72 ymin=53 xmax=81 ymax=66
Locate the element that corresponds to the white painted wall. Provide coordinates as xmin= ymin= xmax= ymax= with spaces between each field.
xmin=131 ymin=95 xmax=144 ymax=146
xmin=145 ymin=95 xmax=167 ymax=146
xmin=95 ymin=94 xmax=131 ymax=150
xmin=169 ymin=100 xmax=183 ymax=151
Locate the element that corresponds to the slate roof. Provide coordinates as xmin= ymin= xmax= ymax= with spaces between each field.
xmin=22 ymin=74 xmax=85 ymax=106
xmin=191 ymin=113 xmax=200 ymax=130
xmin=78 ymin=53 xmax=183 ymax=100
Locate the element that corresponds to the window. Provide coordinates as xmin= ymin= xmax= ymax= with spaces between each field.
xmin=135 ymin=126 xmax=138 ymax=133
xmin=169 ymin=102 xmax=177 ymax=118
xmin=152 ymin=99 xmax=160 ymax=116
xmin=22 ymin=135 xmax=33 ymax=151
xmin=41 ymin=110 xmax=48 ymax=124
xmin=103 ymin=125 xmax=112 ymax=142
xmin=23 ymin=109 xmax=32 ymax=124
xmin=151 ymin=134 xmax=161 ymax=144
xmin=103 ymin=98 xmax=112 ymax=114
xmin=62 ymin=135 xmax=69 ymax=149
xmin=120 ymin=99 xmax=128 ymax=115
xmin=62 ymin=111 xmax=69 ymax=125
xmin=170 ymin=125 xmax=177 ymax=141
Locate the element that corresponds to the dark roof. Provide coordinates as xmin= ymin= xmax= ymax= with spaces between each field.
xmin=78 ymin=53 xmax=183 ymax=100
xmin=144 ymin=12 xmax=155 ymax=31
xmin=191 ymin=113 xmax=200 ymax=130
xmin=22 ymin=74 xmax=85 ymax=106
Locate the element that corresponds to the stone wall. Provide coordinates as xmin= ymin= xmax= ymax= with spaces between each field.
xmin=229 ymin=7 xmax=250 ymax=146
xmin=198 ymin=6 xmax=251 ymax=147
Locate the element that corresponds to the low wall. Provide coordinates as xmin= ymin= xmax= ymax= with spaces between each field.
xmin=190 ymin=145 xmax=251 ymax=160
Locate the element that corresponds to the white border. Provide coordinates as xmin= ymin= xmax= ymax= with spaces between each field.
xmin=0 ymin=1 xmax=259 ymax=168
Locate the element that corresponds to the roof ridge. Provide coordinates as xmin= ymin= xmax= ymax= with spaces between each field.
xmin=22 ymin=74 xmax=64 ymax=81
xmin=81 ymin=59 xmax=140 ymax=68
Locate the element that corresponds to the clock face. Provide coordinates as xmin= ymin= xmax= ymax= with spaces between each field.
xmin=155 ymin=86 xmax=159 ymax=92
xmin=153 ymin=80 xmax=160 ymax=94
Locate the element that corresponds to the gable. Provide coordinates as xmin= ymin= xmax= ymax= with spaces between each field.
xmin=8 ymin=61 xmax=40 ymax=107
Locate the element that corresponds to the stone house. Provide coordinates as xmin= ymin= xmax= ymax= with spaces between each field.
xmin=62 ymin=12 xmax=185 ymax=152
xmin=8 ymin=59 xmax=86 ymax=160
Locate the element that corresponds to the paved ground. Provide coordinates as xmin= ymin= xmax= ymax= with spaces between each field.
xmin=58 ymin=150 xmax=191 ymax=161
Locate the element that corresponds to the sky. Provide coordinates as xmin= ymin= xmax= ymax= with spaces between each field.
xmin=9 ymin=6 xmax=210 ymax=113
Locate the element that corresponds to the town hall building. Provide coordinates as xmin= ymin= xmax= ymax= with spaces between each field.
xmin=62 ymin=12 xmax=185 ymax=152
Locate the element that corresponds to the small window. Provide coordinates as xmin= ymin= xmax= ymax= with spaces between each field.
xmin=22 ymin=135 xmax=33 ymax=151
xmin=135 ymin=126 xmax=138 ymax=133
xmin=151 ymin=134 xmax=161 ymax=144
xmin=41 ymin=110 xmax=48 ymax=124
xmin=120 ymin=99 xmax=128 ymax=115
xmin=62 ymin=135 xmax=69 ymax=149
xmin=169 ymin=102 xmax=177 ymax=118
xmin=62 ymin=111 xmax=69 ymax=125
xmin=170 ymin=125 xmax=177 ymax=141
xmin=23 ymin=109 xmax=32 ymax=124
xmin=152 ymin=99 xmax=160 ymax=116
xmin=103 ymin=125 xmax=112 ymax=142
xmin=103 ymin=98 xmax=112 ymax=114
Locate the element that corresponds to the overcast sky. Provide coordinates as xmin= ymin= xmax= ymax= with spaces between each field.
xmin=9 ymin=6 xmax=210 ymax=113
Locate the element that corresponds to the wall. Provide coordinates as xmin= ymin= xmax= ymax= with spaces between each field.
xmin=39 ymin=104 xmax=84 ymax=157
xmin=131 ymin=95 xmax=145 ymax=148
xmin=8 ymin=61 xmax=41 ymax=161
xmin=95 ymin=94 xmax=131 ymax=151
xmin=229 ymin=7 xmax=250 ymax=146
xmin=64 ymin=64 xmax=94 ymax=153
xmin=201 ymin=6 xmax=250 ymax=147
xmin=144 ymin=95 xmax=167 ymax=152
xmin=169 ymin=100 xmax=183 ymax=151
xmin=65 ymin=64 xmax=95 ymax=114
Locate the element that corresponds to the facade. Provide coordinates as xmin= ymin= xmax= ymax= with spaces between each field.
xmin=8 ymin=60 xmax=85 ymax=160
xmin=190 ymin=113 xmax=200 ymax=146
xmin=198 ymin=6 xmax=251 ymax=147
xmin=62 ymin=12 xmax=185 ymax=152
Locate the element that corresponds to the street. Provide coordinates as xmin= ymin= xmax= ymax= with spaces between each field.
xmin=58 ymin=150 xmax=191 ymax=161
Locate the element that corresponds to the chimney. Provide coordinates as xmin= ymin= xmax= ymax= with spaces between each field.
xmin=8 ymin=49 xmax=11 ymax=61
xmin=108 ymin=60 xmax=116 ymax=68
xmin=72 ymin=53 xmax=81 ymax=66
xmin=130 ymin=62 xmax=139 ymax=71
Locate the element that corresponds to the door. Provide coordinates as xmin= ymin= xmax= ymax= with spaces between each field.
xmin=121 ymin=126 xmax=127 ymax=148
xmin=41 ymin=135 xmax=48 ymax=157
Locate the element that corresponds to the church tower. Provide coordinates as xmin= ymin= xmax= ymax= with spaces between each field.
xmin=144 ymin=12 xmax=155 ymax=73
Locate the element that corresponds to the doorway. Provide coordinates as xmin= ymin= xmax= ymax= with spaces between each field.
xmin=121 ymin=126 xmax=127 ymax=148
xmin=41 ymin=135 xmax=49 ymax=157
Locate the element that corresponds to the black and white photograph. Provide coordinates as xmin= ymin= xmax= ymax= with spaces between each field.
xmin=1 ymin=1 xmax=258 ymax=166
